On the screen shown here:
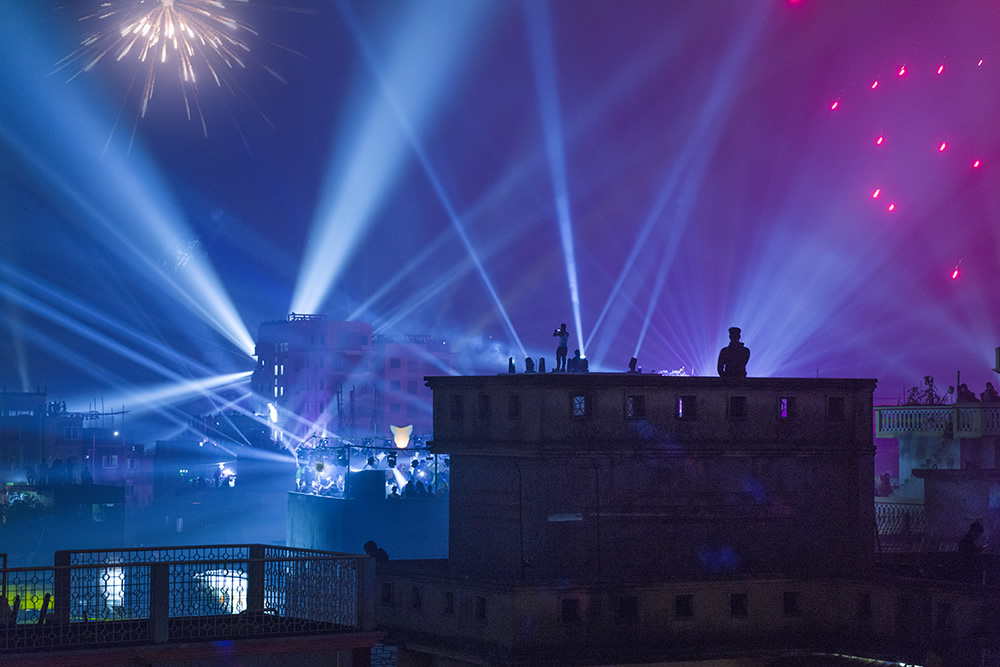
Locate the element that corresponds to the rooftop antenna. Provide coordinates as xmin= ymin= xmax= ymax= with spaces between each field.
xmin=994 ymin=346 xmax=1000 ymax=375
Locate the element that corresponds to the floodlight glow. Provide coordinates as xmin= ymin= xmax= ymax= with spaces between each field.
xmin=524 ymin=0 xmax=585 ymax=355
xmin=391 ymin=424 xmax=412 ymax=449
xmin=291 ymin=0 xmax=492 ymax=316
xmin=0 ymin=5 xmax=255 ymax=359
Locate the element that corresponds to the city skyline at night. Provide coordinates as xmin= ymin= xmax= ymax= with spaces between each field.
xmin=3 ymin=0 xmax=999 ymax=440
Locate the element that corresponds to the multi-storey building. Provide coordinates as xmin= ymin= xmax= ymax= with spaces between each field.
xmin=373 ymin=372 xmax=1000 ymax=664
xmin=251 ymin=315 xmax=450 ymax=443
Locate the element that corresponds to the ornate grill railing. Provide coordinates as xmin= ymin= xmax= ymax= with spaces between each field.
xmin=1 ymin=544 xmax=371 ymax=654
xmin=875 ymin=405 xmax=1000 ymax=437
xmin=875 ymin=502 xmax=925 ymax=552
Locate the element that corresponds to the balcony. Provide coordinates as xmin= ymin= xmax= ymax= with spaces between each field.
xmin=875 ymin=404 xmax=1000 ymax=438
xmin=1 ymin=544 xmax=378 ymax=659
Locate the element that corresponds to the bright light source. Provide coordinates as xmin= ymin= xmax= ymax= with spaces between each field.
xmin=830 ymin=100 xmax=839 ymax=110
xmin=872 ymin=188 xmax=880 ymax=199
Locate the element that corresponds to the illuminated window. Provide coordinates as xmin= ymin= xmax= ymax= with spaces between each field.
xmin=779 ymin=397 xmax=796 ymax=419
xmin=572 ymin=395 xmax=593 ymax=418
xmin=677 ymin=396 xmax=697 ymax=420
xmin=625 ymin=395 xmax=646 ymax=419
xmin=102 ymin=455 xmax=118 ymax=469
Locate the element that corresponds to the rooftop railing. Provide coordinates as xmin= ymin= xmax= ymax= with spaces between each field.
xmin=1 ymin=544 xmax=373 ymax=654
xmin=875 ymin=404 xmax=1000 ymax=438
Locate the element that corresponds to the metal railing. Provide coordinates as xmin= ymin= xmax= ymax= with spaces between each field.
xmin=875 ymin=502 xmax=925 ymax=552
xmin=1 ymin=544 xmax=372 ymax=654
xmin=875 ymin=405 xmax=1000 ymax=437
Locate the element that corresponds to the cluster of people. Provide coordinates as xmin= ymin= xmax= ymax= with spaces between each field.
xmin=956 ymin=381 xmax=1000 ymax=404
xmin=24 ymin=460 xmax=92 ymax=486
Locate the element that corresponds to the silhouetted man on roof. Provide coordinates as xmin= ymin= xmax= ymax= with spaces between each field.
xmin=717 ymin=327 xmax=750 ymax=378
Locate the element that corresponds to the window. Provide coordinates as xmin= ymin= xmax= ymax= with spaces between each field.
xmin=508 ymin=395 xmax=521 ymax=420
xmin=390 ymin=380 xmax=401 ymax=392
xmin=730 ymin=593 xmax=748 ymax=617
xmin=783 ymin=591 xmax=800 ymax=616
xmin=674 ymin=594 xmax=694 ymax=619
xmin=729 ymin=396 xmax=747 ymax=420
xmin=443 ymin=591 xmax=455 ymax=615
xmin=127 ymin=458 xmax=136 ymax=470
xmin=474 ymin=596 xmax=487 ymax=621
xmin=411 ymin=586 xmax=422 ymax=611
xmin=561 ymin=598 xmax=580 ymax=625
xmin=828 ymin=396 xmax=846 ymax=421
xmin=677 ymin=395 xmax=698 ymax=420
xmin=381 ymin=582 xmax=393 ymax=605
xmin=390 ymin=403 xmax=401 ymax=414
xmin=406 ymin=404 xmax=417 ymax=418
xmin=617 ymin=596 xmax=639 ymax=625
xmin=408 ymin=359 xmax=418 ymax=372
xmin=125 ymin=483 xmax=135 ymax=498
xmin=64 ymin=426 xmax=80 ymax=440
xmin=572 ymin=395 xmax=593 ymax=418
xmin=625 ymin=395 xmax=646 ymax=419
xmin=779 ymin=396 xmax=796 ymax=419
xmin=390 ymin=358 xmax=401 ymax=369
xmin=102 ymin=455 xmax=118 ymax=469
xmin=857 ymin=592 xmax=871 ymax=619
xmin=450 ymin=395 xmax=463 ymax=420
xmin=407 ymin=380 xmax=418 ymax=395
xmin=478 ymin=394 xmax=491 ymax=420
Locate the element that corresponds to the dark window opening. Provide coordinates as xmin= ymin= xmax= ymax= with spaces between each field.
xmin=674 ymin=594 xmax=694 ymax=619
xmin=783 ymin=591 xmax=800 ymax=616
xmin=729 ymin=396 xmax=747 ymax=420
xmin=828 ymin=396 xmax=846 ymax=421
xmin=617 ymin=596 xmax=639 ymax=625
xmin=626 ymin=395 xmax=646 ymax=419
xmin=730 ymin=593 xmax=748 ymax=617
xmin=508 ymin=394 xmax=521 ymax=420
xmin=561 ymin=598 xmax=580 ymax=625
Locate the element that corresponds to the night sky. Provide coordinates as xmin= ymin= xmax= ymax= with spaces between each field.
xmin=2 ymin=0 xmax=999 ymax=437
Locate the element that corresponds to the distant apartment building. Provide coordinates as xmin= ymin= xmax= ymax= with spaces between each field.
xmin=251 ymin=314 xmax=449 ymax=444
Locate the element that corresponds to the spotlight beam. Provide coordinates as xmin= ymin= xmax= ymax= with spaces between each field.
xmin=523 ymin=0 xmax=585 ymax=355
xmin=331 ymin=0 xmax=526 ymax=356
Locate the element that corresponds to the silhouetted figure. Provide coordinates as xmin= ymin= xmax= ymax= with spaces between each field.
xmin=388 ymin=485 xmax=400 ymax=499
xmin=717 ymin=327 xmax=750 ymax=378
xmin=524 ymin=357 xmax=535 ymax=374
xmin=80 ymin=467 xmax=93 ymax=485
xmin=508 ymin=357 xmax=516 ymax=374
xmin=553 ymin=323 xmax=569 ymax=371
xmin=874 ymin=472 xmax=892 ymax=497
xmin=538 ymin=357 xmax=546 ymax=373
xmin=363 ymin=540 xmax=389 ymax=564
xmin=957 ymin=383 xmax=980 ymax=403
xmin=415 ymin=481 xmax=428 ymax=496
xmin=981 ymin=382 xmax=1000 ymax=403
xmin=958 ymin=520 xmax=986 ymax=583
xmin=567 ymin=349 xmax=588 ymax=373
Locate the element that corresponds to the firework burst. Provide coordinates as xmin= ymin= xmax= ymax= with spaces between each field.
xmin=58 ymin=0 xmax=273 ymax=141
